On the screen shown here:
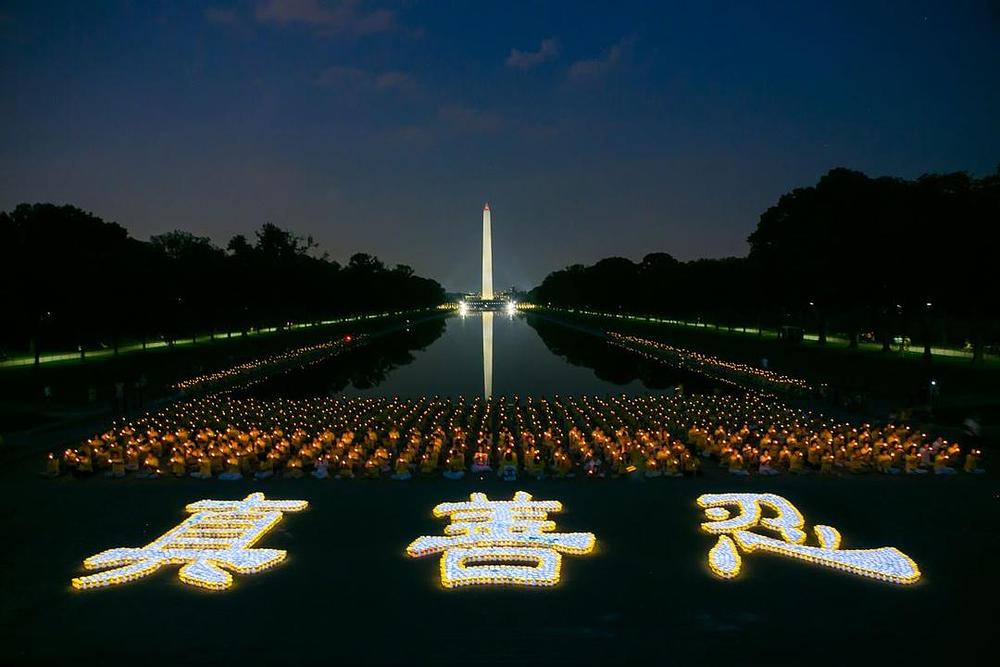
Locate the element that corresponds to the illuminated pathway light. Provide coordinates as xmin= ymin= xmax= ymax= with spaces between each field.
xmin=407 ymin=491 xmax=596 ymax=588
xmin=72 ymin=493 xmax=308 ymax=591
xmin=697 ymin=492 xmax=920 ymax=584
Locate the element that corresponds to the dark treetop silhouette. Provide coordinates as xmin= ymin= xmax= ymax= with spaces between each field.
xmin=530 ymin=167 xmax=1000 ymax=361
xmin=0 ymin=204 xmax=445 ymax=359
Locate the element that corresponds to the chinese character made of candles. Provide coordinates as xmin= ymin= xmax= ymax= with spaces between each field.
xmin=72 ymin=492 xmax=308 ymax=591
xmin=696 ymin=492 xmax=920 ymax=585
xmin=406 ymin=491 xmax=596 ymax=588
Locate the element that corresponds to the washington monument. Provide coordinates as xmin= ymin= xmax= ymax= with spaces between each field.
xmin=481 ymin=203 xmax=493 ymax=299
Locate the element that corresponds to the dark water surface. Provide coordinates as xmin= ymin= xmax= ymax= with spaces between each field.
xmin=242 ymin=312 xmax=725 ymax=399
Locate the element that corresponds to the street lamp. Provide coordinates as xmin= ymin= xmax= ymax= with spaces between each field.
xmin=923 ymin=302 xmax=933 ymax=359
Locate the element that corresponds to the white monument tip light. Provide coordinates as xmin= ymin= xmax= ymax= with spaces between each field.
xmin=696 ymin=492 xmax=921 ymax=584
xmin=407 ymin=491 xmax=596 ymax=588
xmin=71 ymin=492 xmax=308 ymax=591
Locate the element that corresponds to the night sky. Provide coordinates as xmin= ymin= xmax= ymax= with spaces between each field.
xmin=2 ymin=1 xmax=998 ymax=292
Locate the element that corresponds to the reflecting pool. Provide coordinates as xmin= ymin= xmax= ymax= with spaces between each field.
xmin=242 ymin=312 xmax=729 ymax=399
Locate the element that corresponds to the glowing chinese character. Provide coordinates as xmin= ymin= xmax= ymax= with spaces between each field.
xmin=407 ymin=491 xmax=596 ymax=588
xmin=696 ymin=492 xmax=920 ymax=585
xmin=72 ymin=492 xmax=308 ymax=591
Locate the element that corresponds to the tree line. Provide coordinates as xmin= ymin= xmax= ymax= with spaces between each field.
xmin=0 ymin=204 xmax=445 ymax=360
xmin=529 ymin=167 xmax=1000 ymax=361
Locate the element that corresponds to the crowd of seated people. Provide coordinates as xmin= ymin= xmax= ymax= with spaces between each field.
xmin=47 ymin=394 xmax=985 ymax=480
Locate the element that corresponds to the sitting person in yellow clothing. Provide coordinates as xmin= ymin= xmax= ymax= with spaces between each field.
xmin=498 ymin=448 xmax=518 ymax=481
xmin=419 ymin=451 xmax=438 ymax=476
xmin=933 ymin=451 xmax=957 ymax=475
xmin=124 ymin=448 xmax=140 ymax=472
xmin=391 ymin=455 xmax=413 ymax=480
xmin=471 ymin=446 xmax=492 ymax=473
xmin=847 ymin=452 xmax=867 ymax=474
xmin=169 ymin=451 xmax=186 ymax=477
xmin=820 ymin=451 xmax=835 ymax=475
xmin=187 ymin=457 xmax=209 ymax=479
xmin=254 ymin=455 xmax=273 ymax=480
xmin=833 ymin=446 xmax=847 ymax=469
xmin=875 ymin=449 xmax=898 ymax=475
xmin=337 ymin=456 xmax=356 ymax=479
xmin=682 ymin=451 xmax=700 ymax=475
xmin=788 ymin=450 xmax=806 ymax=475
xmin=219 ymin=455 xmax=242 ymax=480
xmin=653 ymin=445 xmax=670 ymax=473
xmin=806 ymin=444 xmax=822 ymax=467
xmin=663 ymin=454 xmax=682 ymax=478
xmin=73 ymin=450 xmax=91 ymax=476
xmin=552 ymin=448 xmax=575 ymax=478
xmin=947 ymin=441 xmax=962 ymax=461
xmin=643 ymin=453 xmax=661 ymax=478
xmin=963 ymin=449 xmax=985 ymax=474
xmin=363 ymin=456 xmax=381 ymax=479
xmin=757 ymin=450 xmax=779 ymax=475
xmin=777 ymin=445 xmax=791 ymax=470
xmin=904 ymin=448 xmax=925 ymax=474
xmin=43 ymin=453 xmax=61 ymax=478
xmin=442 ymin=449 xmax=465 ymax=480
xmin=109 ymin=452 xmax=126 ymax=479
xmin=136 ymin=452 xmax=159 ymax=479
xmin=728 ymin=451 xmax=749 ymax=476
xmin=524 ymin=448 xmax=545 ymax=480
xmin=610 ymin=452 xmax=630 ymax=478
xmin=283 ymin=455 xmax=305 ymax=479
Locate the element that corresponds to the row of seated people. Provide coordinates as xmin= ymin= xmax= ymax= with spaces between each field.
xmin=47 ymin=423 xmax=703 ymax=480
xmin=47 ymin=420 xmax=985 ymax=480
xmin=686 ymin=424 xmax=984 ymax=475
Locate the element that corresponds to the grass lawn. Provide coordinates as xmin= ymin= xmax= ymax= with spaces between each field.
xmin=1 ymin=463 xmax=995 ymax=666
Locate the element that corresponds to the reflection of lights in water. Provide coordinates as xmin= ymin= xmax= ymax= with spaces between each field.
xmin=458 ymin=301 xmax=468 ymax=317
xmin=482 ymin=312 xmax=493 ymax=399
xmin=505 ymin=301 xmax=516 ymax=317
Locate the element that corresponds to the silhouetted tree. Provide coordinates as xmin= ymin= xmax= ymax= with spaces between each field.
xmin=530 ymin=166 xmax=1000 ymax=360
xmin=0 ymin=204 xmax=445 ymax=360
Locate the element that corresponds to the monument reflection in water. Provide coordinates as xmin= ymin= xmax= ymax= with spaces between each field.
xmin=459 ymin=201 xmax=514 ymax=399
xmin=460 ymin=302 xmax=517 ymax=399
xmin=482 ymin=311 xmax=493 ymax=399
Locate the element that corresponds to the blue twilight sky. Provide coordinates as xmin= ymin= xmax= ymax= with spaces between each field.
xmin=1 ymin=1 xmax=998 ymax=292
